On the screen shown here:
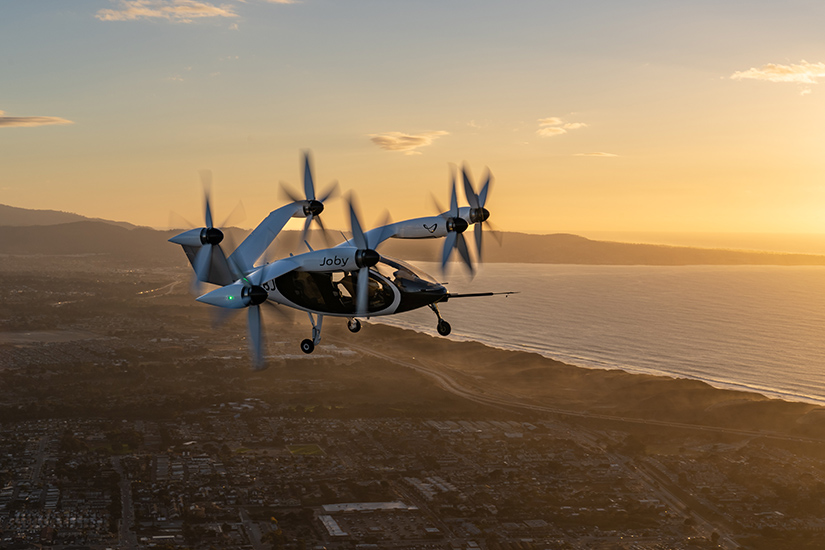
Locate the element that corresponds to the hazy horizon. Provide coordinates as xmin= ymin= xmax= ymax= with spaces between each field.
xmin=7 ymin=199 xmax=825 ymax=255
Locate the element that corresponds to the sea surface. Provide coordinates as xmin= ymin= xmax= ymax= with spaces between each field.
xmin=377 ymin=263 xmax=825 ymax=405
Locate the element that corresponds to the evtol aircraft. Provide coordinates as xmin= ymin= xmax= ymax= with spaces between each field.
xmin=169 ymin=152 xmax=513 ymax=369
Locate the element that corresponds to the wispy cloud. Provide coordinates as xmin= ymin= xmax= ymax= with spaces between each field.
xmin=0 ymin=110 xmax=74 ymax=128
xmin=731 ymin=60 xmax=825 ymax=84
xmin=574 ymin=152 xmax=618 ymax=157
xmin=96 ymin=0 xmax=239 ymax=23
xmin=368 ymin=131 xmax=448 ymax=155
xmin=536 ymin=116 xmax=587 ymax=137
xmin=731 ymin=60 xmax=825 ymax=94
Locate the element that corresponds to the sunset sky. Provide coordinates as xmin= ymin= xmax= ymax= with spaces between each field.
xmin=2 ymin=1 xmax=825 ymax=236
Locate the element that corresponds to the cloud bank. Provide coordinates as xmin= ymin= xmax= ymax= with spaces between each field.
xmin=369 ymin=131 xmax=448 ymax=155
xmin=0 ymin=110 xmax=74 ymax=128
xmin=96 ymin=0 xmax=238 ymax=22
xmin=536 ymin=116 xmax=587 ymax=137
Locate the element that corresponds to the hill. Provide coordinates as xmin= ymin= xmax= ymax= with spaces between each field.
xmin=2 ymin=220 xmax=825 ymax=267
xmin=0 ymin=203 xmax=137 ymax=229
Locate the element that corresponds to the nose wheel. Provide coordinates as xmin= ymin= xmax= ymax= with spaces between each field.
xmin=300 ymin=313 xmax=324 ymax=354
xmin=347 ymin=318 xmax=362 ymax=333
xmin=429 ymin=303 xmax=452 ymax=337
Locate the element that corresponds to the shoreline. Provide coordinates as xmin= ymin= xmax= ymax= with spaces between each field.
xmin=374 ymin=318 xmax=825 ymax=408
xmin=357 ymin=321 xmax=825 ymax=440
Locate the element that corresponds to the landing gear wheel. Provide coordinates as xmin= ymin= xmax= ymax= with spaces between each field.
xmin=348 ymin=319 xmax=361 ymax=333
xmin=300 ymin=339 xmax=315 ymax=354
xmin=437 ymin=320 xmax=451 ymax=336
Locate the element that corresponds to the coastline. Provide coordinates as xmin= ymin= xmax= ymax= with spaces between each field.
xmin=377 ymin=316 xmax=825 ymax=407
xmin=356 ymin=322 xmax=825 ymax=441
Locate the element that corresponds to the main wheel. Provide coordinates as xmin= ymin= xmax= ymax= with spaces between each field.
xmin=348 ymin=319 xmax=361 ymax=333
xmin=300 ymin=339 xmax=315 ymax=354
xmin=437 ymin=320 xmax=451 ymax=336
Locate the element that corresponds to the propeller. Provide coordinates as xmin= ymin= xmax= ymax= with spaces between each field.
xmin=439 ymin=168 xmax=473 ymax=275
xmin=462 ymin=165 xmax=500 ymax=263
xmin=348 ymin=195 xmax=393 ymax=317
xmin=280 ymin=151 xmax=339 ymax=247
xmin=169 ymin=170 xmax=243 ymax=293
xmin=196 ymin=261 xmax=270 ymax=370
xmin=241 ymin=268 xmax=269 ymax=370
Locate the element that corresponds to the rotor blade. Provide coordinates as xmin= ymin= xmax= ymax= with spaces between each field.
xmin=456 ymin=233 xmax=474 ymax=275
xmin=463 ymin=168 xmax=479 ymax=209
xmin=303 ymin=152 xmax=315 ymax=200
xmin=356 ymin=267 xmax=370 ymax=316
xmin=318 ymin=180 xmax=339 ymax=203
xmin=441 ymin=232 xmax=457 ymax=271
xmin=431 ymin=193 xmax=447 ymax=217
xmin=199 ymin=168 xmax=213 ymax=190
xmin=485 ymin=219 xmax=504 ymax=245
xmin=210 ymin=307 xmax=238 ymax=329
xmin=279 ymin=181 xmax=303 ymax=204
xmin=204 ymin=194 xmax=214 ymax=229
xmin=475 ymin=223 xmax=484 ymax=263
xmin=449 ymin=171 xmax=459 ymax=217
xmin=248 ymin=305 xmax=265 ymax=370
xmin=300 ymin=215 xmax=313 ymax=249
xmin=348 ymin=197 xmax=367 ymax=250
xmin=199 ymin=170 xmax=214 ymax=228
xmin=193 ymin=244 xmax=212 ymax=284
xmin=478 ymin=170 xmax=492 ymax=207
xmin=313 ymin=215 xmax=335 ymax=248
xmin=168 ymin=210 xmax=194 ymax=231
xmin=367 ymin=210 xmax=393 ymax=249
xmin=220 ymin=201 xmax=246 ymax=229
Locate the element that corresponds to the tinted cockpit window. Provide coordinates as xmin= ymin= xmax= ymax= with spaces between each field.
xmin=275 ymin=270 xmax=394 ymax=313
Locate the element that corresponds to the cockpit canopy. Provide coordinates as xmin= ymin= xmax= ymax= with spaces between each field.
xmin=273 ymin=257 xmax=445 ymax=315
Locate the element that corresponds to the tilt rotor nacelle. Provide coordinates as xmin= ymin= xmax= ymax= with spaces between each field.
xmin=447 ymin=217 xmax=469 ymax=233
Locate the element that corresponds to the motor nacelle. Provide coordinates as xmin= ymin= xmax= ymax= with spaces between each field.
xmin=201 ymin=227 xmax=224 ymax=246
xmin=446 ymin=217 xmax=469 ymax=233
xmin=303 ymin=199 xmax=324 ymax=218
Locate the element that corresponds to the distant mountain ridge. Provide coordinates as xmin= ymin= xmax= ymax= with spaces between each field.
xmin=2 ymin=205 xmax=825 ymax=266
xmin=0 ymin=203 xmax=137 ymax=229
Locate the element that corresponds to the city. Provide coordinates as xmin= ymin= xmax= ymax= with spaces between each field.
xmin=2 ymin=256 xmax=825 ymax=549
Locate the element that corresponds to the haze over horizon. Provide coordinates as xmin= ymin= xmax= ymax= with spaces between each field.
xmin=2 ymin=1 xmax=825 ymax=238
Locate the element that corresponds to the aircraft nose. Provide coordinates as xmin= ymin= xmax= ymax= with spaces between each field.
xmin=196 ymin=282 xmax=248 ymax=309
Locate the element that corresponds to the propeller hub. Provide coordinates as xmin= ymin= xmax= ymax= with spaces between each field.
xmin=355 ymin=249 xmax=380 ymax=269
xmin=470 ymin=207 xmax=490 ymax=224
xmin=446 ymin=217 xmax=469 ymax=234
xmin=303 ymin=200 xmax=324 ymax=217
xmin=242 ymin=285 xmax=268 ymax=306
xmin=200 ymin=227 xmax=224 ymax=246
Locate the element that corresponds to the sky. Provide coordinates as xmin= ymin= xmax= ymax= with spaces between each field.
xmin=2 ymin=0 xmax=825 ymax=237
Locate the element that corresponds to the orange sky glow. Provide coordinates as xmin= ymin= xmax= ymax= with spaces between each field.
xmin=2 ymin=1 xmax=825 ymax=238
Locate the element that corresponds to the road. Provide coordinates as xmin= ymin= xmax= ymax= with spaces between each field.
xmin=111 ymin=456 xmax=139 ymax=550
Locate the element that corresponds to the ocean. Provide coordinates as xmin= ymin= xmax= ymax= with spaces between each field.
xmin=377 ymin=263 xmax=825 ymax=405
